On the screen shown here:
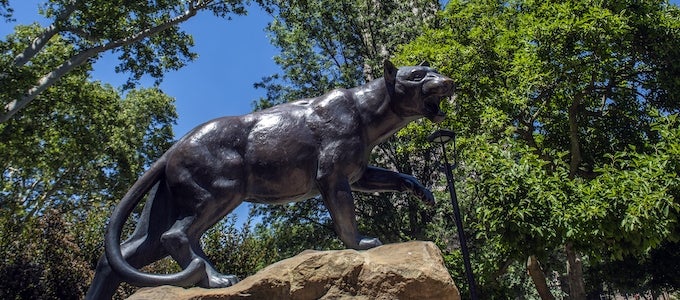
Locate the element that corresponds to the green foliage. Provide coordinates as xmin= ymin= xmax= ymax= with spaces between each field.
xmin=0 ymin=209 xmax=93 ymax=300
xmin=0 ymin=82 xmax=177 ymax=222
xmin=585 ymin=240 xmax=680 ymax=295
xmin=459 ymin=134 xmax=567 ymax=258
xmin=254 ymin=0 xmax=441 ymax=107
xmin=252 ymin=199 xmax=343 ymax=258
xmin=569 ymin=116 xmax=680 ymax=259
xmin=1 ymin=22 xmax=178 ymax=298
xmin=0 ymin=80 xmax=176 ymax=297
xmin=25 ymin=0 xmax=245 ymax=86
xmin=203 ymin=209 xmax=280 ymax=279
xmin=395 ymin=0 xmax=680 ymax=295
xmin=1 ymin=25 xmax=177 ymax=217
xmin=1 ymin=24 xmax=83 ymax=105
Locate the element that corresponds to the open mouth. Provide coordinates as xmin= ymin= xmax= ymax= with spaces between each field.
xmin=424 ymin=96 xmax=446 ymax=122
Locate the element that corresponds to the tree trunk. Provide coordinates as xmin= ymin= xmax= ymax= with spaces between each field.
xmin=568 ymin=97 xmax=582 ymax=178
xmin=527 ymin=255 xmax=556 ymax=300
xmin=565 ymin=242 xmax=586 ymax=300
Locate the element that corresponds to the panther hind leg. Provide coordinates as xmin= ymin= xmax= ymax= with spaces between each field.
xmin=161 ymin=183 xmax=245 ymax=288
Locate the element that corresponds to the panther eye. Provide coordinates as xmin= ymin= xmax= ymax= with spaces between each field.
xmin=409 ymin=70 xmax=427 ymax=81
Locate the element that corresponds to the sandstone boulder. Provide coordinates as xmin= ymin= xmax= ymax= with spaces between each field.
xmin=127 ymin=241 xmax=459 ymax=300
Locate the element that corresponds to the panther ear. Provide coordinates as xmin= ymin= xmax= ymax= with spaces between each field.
xmin=384 ymin=60 xmax=397 ymax=86
xmin=419 ymin=60 xmax=430 ymax=67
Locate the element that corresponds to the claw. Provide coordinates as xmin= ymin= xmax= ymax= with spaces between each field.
xmin=357 ymin=237 xmax=383 ymax=250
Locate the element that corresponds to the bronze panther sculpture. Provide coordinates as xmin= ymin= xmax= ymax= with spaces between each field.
xmin=85 ymin=60 xmax=454 ymax=299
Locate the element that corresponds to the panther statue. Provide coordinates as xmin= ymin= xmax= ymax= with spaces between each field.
xmin=85 ymin=60 xmax=455 ymax=299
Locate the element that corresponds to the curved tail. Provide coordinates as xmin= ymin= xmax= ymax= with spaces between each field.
xmin=105 ymin=156 xmax=205 ymax=287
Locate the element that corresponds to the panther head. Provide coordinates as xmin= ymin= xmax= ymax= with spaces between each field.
xmin=384 ymin=60 xmax=455 ymax=123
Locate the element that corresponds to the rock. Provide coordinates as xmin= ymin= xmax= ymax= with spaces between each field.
xmin=126 ymin=241 xmax=460 ymax=300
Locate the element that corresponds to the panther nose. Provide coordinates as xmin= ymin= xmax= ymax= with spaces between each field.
xmin=440 ymin=77 xmax=455 ymax=95
xmin=425 ymin=75 xmax=455 ymax=95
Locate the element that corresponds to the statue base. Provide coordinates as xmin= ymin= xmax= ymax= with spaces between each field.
xmin=126 ymin=241 xmax=459 ymax=300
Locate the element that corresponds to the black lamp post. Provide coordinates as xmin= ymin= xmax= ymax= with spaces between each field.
xmin=428 ymin=129 xmax=478 ymax=300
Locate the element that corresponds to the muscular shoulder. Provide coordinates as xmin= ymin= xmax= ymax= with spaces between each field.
xmin=308 ymin=89 xmax=357 ymax=115
xmin=308 ymin=89 xmax=360 ymax=123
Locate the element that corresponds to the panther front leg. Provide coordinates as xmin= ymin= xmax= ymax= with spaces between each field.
xmin=317 ymin=175 xmax=382 ymax=250
xmin=351 ymin=166 xmax=435 ymax=206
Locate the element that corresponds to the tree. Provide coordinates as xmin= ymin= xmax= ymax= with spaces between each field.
xmin=585 ymin=240 xmax=680 ymax=297
xmin=396 ymin=0 xmax=680 ymax=297
xmin=1 ymin=0 xmax=247 ymax=123
xmin=0 ymin=85 xmax=177 ymax=297
xmin=1 ymin=23 xmax=179 ymax=298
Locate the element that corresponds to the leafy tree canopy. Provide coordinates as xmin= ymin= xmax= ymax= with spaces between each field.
xmin=395 ymin=0 xmax=680 ymax=295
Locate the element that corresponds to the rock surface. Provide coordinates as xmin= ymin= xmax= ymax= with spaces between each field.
xmin=127 ymin=241 xmax=460 ymax=300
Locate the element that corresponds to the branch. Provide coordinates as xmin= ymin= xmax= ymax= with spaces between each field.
xmin=586 ymin=78 xmax=618 ymax=118
xmin=517 ymin=121 xmax=552 ymax=163
xmin=1 ymin=6 xmax=202 ymax=123
xmin=527 ymin=255 xmax=556 ymax=300
xmin=94 ymin=5 xmax=201 ymax=54
xmin=582 ymin=97 xmax=608 ymax=118
xmin=299 ymin=215 xmax=334 ymax=232
xmin=376 ymin=141 xmax=399 ymax=170
xmin=565 ymin=72 xmax=599 ymax=178
xmin=517 ymin=86 xmax=554 ymax=164
xmin=23 ymin=167 xmax=74 ymax=222
xmin=3 ymin=47 xmax=100 ymax=123
xmin=568 ymin=95 xmax=582 ymax=179
xmin=314 ymin=27 xmax=344 ymax=73
xmin=492 ymin=258 xmax=513 ymax=282
xmin=12 ymin=1 xmax=78 ymax=67
xmin=20 ymin=178 xmax=42 ymax=207
xmin=13 ymin=24 xmax=60 ymax=67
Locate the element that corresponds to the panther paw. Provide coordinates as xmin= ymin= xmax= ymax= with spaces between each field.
xmin=403 ymin=175 xmax=436 ymax=206
xmin=207 ymin=274 xmax=239 ymax=288
xmin=419 ymin=188 xmax=436 ymax=206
